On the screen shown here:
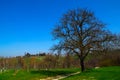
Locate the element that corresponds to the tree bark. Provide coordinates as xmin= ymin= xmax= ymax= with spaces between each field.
xmin=80 ymin=59 xmax=85 ymax=72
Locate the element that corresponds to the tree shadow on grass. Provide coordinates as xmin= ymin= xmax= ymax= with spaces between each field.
xmin=30 ymin=70 xmax=75 ymax=76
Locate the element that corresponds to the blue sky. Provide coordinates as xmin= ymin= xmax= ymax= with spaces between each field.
xmin=0 ymin=0 xmax=120 ymax=57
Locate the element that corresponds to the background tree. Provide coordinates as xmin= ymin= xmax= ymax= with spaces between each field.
xmin=24 ymin=52 xmax=31 ymax=72
xmin=51 ymin=8 xmax=115 ymax=72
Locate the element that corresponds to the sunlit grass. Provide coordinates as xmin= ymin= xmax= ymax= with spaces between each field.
xmin=62 ymin=66 xmax=120 ymax=80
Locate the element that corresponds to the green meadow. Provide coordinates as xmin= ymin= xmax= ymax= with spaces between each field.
xmin=62 ymin=66 xmax=120 ymax=80
xmin=0 ymin=66 xmax=120 ymax=80
xmin=0 ymin=68 xmax=79 ymax=80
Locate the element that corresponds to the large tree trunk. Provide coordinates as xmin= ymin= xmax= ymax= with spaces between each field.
xmin=80 ymin=59 xmax=85 ymax=72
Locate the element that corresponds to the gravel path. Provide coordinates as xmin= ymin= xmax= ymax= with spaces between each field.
xmin=40 ymin=72 xmax=80 ymax=80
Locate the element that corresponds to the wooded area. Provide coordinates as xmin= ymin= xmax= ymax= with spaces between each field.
xmin=0 ymin=49 xmax=120 ymax=72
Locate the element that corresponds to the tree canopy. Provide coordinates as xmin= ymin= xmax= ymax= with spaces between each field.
xmin=52 ymin=8 xmax=115 ymax=72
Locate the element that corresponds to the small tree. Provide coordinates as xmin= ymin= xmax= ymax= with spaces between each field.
xmin=51 ymin=8 xmax=115 ymax=72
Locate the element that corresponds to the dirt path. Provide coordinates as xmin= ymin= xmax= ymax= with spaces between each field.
xmin=39 ymin=72 xmax=80 ymax=80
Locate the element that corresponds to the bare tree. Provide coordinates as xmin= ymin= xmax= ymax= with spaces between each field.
xmin=51 ymin=8 xmax=115 ymax=72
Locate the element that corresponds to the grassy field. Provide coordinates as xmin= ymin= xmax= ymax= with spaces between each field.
xmin=62 ymin=66 xmax=120 ymax=80
xmin=0 ymin=66 xmax=120 ymax=80
xmin=0 ymin=68 xmax=79 ymax=80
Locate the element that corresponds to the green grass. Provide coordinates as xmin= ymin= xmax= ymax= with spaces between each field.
xmin=0 ymin=66 xmax=120 ymax=80
xmin=62 ymin=66 xmax=120 ymax=80
xmin=0 ymin=68 xmax=79 ymax=80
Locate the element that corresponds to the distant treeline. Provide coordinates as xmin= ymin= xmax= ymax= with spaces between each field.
xmin=0 ymin=52 xmax=80 ymax=71
xmin=24 ymin=52 xmax=46 ymax=57
xmin=0 ymin=49 xmax=120 ymax=71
